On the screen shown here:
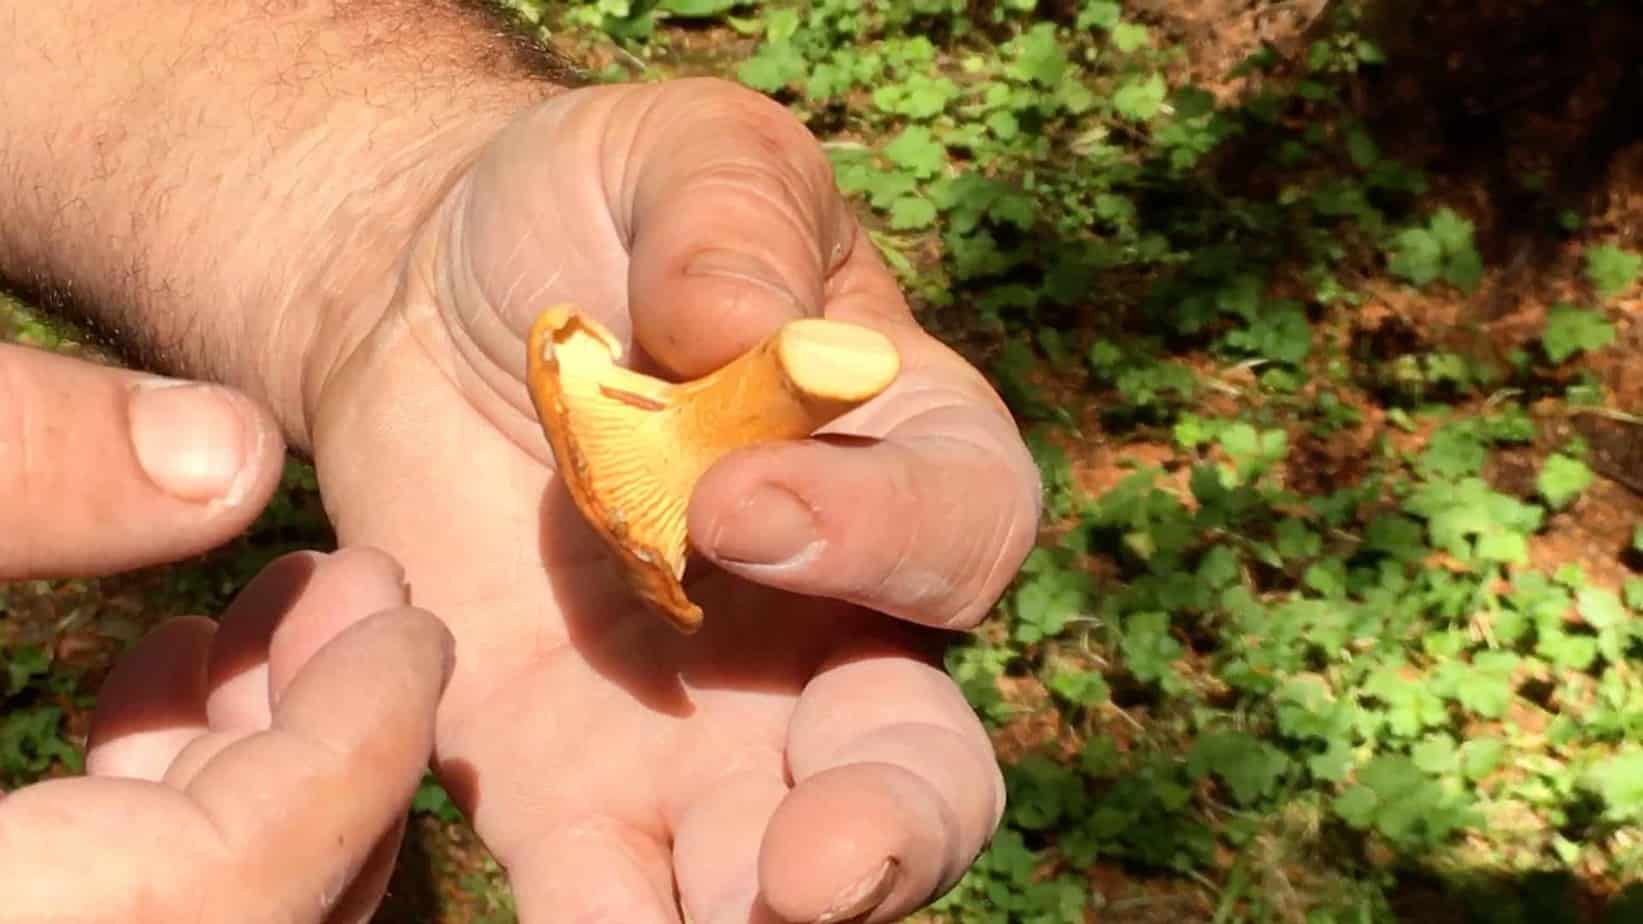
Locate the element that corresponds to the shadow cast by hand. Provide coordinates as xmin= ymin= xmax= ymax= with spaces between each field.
xmin=535 ymin=479 xmax=905 ymax=719
xmin=536 ymin=483 xmax=697 ymax=717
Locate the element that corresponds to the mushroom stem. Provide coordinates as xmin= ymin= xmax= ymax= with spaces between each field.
xmin=525 ymin=306 xmax=900 ymax=632
xmin=667 ymin=318 xmax=902 ymax=482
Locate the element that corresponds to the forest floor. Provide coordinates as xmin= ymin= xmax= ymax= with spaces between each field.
xmin=4 ymin=2 xmax=1643 ymax=922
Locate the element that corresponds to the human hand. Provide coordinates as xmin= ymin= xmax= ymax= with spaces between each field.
xmin=308 ymin=77 xmax=1040 ymax=922
xmin=0 ymin=343 xmax=454 ymax=922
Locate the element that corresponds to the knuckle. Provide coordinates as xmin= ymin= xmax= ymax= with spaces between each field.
xmin=938 ymin=452 xmax=1042 ymax=632
xmin=663 ymin=76 xmax=836 ymax=188
xmin=675 ymin=75 xmax=805 ymax=129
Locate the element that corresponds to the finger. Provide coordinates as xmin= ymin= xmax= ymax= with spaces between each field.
xmin=688 ymin=233 xmax=1040 ymax=630
xmin=183 ymin=607 xmax=452 ymax=913
xmin=168 ymin=547 xmax=413 ymax=798
xmin=244 ymin=548 xmax=418 ymax=923
xmin=508 ymin=818 xmax=682 ymax=924
xmin=257 ymin=547 xmax=415 ymax=924
xmin=0 ymin=608 xmax=451 ymax=921
xmin=688 ymin=392 xmax=1039 ymax=631
xmin=690 ymin=423 xmax=1038 ymax=631
xmin=621 ymin=78 xmax=857 ymax=377
xmin=202 ymin=550 xmax=325 ymax=733
xmin=265 ymin=546 xmax=410 ymax=702
xmin=0 ymin=775 xmax=402 ymax=921
xmin=329 ymin=814 xmax=411 ymax=924
xmin=201 ymin=546 xmax=408 ymax=733
xmin=0 ymin=343 xmax=285 ymax=580
xmin=155 ymin=729 xmax=410 ymax=924
xmin=760 ymin=650 xmax=1005 ymax=923
xmin=671 ymin=769 xmax=791 ymax=924
xmin=85 ymin=617 xmax=216 ymax=781
xmin=0 ymin=776 xmax=228 ymax=917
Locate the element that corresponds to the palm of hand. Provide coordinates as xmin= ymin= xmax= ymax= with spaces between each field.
xmin=310 ymin=79 xmax=1032 ymax=924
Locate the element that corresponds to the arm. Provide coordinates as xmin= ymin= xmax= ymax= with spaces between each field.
xmin=0 ymin=0 xmax=567 ymax=442
xmin=4 ymin=7 xmax=1042 ymax=921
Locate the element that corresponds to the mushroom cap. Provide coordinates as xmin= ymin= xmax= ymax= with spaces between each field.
xmin=525 ymin=304 xmax=900 ymax=633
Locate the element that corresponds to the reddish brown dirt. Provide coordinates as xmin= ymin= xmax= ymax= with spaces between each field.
xmin=1149 ymin=0 xmax=1331 ymax=101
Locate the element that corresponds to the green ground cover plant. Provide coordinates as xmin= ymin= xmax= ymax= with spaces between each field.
xmin=5 ymin=2 xmax=1643 ymax=922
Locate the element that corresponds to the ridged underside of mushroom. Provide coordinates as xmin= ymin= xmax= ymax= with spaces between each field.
xmin=527 ymin=308 xmax=702 ymax=631
xmin=554 ymin=364 xmax=693 ymax=581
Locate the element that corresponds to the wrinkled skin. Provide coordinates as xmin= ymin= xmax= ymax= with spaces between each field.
xmin=311 ymin=77 xmax=1042 ymax=923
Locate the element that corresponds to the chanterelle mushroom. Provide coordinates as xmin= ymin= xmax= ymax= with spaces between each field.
xmin=525 ymin=305 xmax=901 ymax=633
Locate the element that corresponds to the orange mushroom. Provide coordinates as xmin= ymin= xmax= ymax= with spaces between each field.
xmin=525 ymin=305 xmax=901 ymax=633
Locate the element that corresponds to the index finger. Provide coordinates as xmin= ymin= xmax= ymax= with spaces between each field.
xmin=181 ymin=606 xmax=453 ymax=911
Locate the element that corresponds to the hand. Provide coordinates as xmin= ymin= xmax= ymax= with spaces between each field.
xmin=309 ymin=77 xmax=1041 ymax=922
xmin=0 ymin=343 xmax=454 ymax=922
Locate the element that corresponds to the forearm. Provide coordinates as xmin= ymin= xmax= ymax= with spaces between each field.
xmin=0 ymin=1 xmax=571 ymax=444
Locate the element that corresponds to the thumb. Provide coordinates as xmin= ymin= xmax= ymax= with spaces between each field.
xmin=620 ymin=77 xmax=857 ymax=377
xmin=0 ymin=343 xmax=285 ymax=579
xmin=686 ymin=247 xmax=1044 ymax=631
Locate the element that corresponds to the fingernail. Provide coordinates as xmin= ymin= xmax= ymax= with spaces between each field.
xmin=684 ymin=249 xmax=804 ymax=312
xmin=128 ymin=382 xmax=252 ymax=503
xmin=816 ymin=858 xmax=898 ymax=924
xmin=709 ymin=485 xmax=820 ymax=567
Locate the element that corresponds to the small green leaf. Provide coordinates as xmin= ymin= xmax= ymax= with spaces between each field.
xmin=1113 ymin=73 xmax=1167 ymax=121
xmin=3 ymin=646 xmax=50 ymax=698
xmin=1542 ymin=304 xmax=1616 ymax=364
xmin=888 ymin=195 xmax=938 ymax=230
xmin=883 ymin=125 xmax=948 ymax=178
xmin=1411 ymin=735 xmax=1458 ymax=775
xmin=412 ymin=773 xmax=464 ymax=823
xmin=1309 ymin=740 xmax=1355 ymax=783
xmin=1121 ymin=611 xmax=1182 ymax=686
xmin=1004 ymin=754 xmax=1084 ymax=831
xmin=737 ymin=41 xmax=806 ymax=92
xmin=1387 ymin=228 xmax=1442 ymax=287
xmin=1584 ymin=243 xmax=1642 ymax=299
xmin=760 ymin=7 xmax=800 ymax=41
xmin=1276 ymin=518 xmax=1321 ymax=561
xmin=1460 ymin=738 xmax=1506 ymax=781
xmin=1111 ymin=22 xmax=1149 ymax=53
xmin=1346 ymin=126 xmax=1379 ymax=169
xmin=1443 ymin=245 xmax=1484 ymax=293
xmin=1387 ymin=209 xmax=1482 ymax=292
xmin=1427 ymin=208 xmax=1474 ymax=254
xmin=1334 ymin=785 xmax=1379 ymax=828
xmin=657 ymin=0 xmax=739 ymax=16
xmin=1538 ymin=453 xmax=1594 ymax=510
xmin=1048 ymin=669 xmax=1110 ymax=707
xmin=1188 ymin=731 xmax=1290 ymax=806
xmin=1078 ymin=0 xmax=1122 ymax=29
xmin=1008 ymin=23 xmax=1068 ymax=86
xmin=1539 ymin=630 xmax=1599 ymax=671
xmin=1010 ymin=548 xmax=1095 ymax=644
xmin=1437 ymin=652 xmax=1518 ymax=719
xmin=985 ymin=109 xmax=1020 ymax=140
xmin=1586 ymin=750 xmax=1643 ymax=822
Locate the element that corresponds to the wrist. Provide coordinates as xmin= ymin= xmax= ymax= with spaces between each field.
xmin=269 ymin=102 xmax=548 ymax=447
